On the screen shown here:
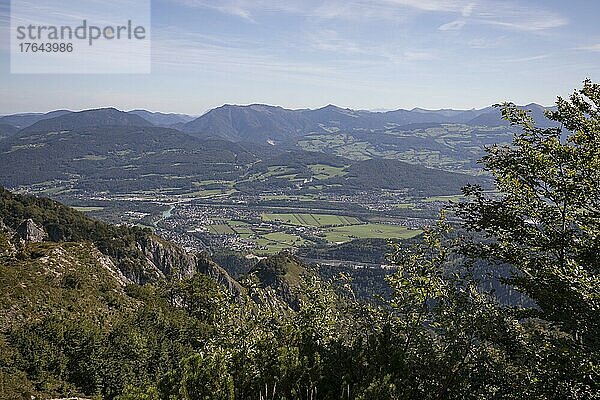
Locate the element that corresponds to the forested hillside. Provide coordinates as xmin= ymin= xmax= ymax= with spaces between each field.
xmin=0 ymin=81 xmax=598 ymax=399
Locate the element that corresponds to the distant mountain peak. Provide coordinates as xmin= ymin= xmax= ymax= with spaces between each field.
xmin=92 ymin=107 xmax=120 ymax=112
xmin=184 ymin=103 xmax=313 ymax=141
xmin=21 ymin=107 xmax=153 ymax=133
xmin=0 ymin=110 xmax=73 ymax=129
xmin=128 ymin=109 xmax=195 ymax=127
xmin=318 ymin=104 xmax=349 ymax=112
xmin=215 ymin=103 xmax=282 ymax=111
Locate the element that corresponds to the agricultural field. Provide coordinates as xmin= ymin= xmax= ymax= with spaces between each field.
xmin=72 ymin=206 xmax=105 ymax=213
xmin=308 ymin=164 xmax=347 ymax=180
xmin=393 ymin=203 xmax=417 ymax=209
xmin=207 ymin=224 xmax=236 ymax=235
xmin=255 ymin=232 xmax=308 ymax=254
xmin=187 ymin=188 xmax=236 ymax=198
xmin=246 ymin=166 xmax=300 ymax=182
xmin=259 ymin=194 xmax=317 ymax=201
xmin=298 ymin=133 xmax=375 ymax=161
xmin=262 ymin=213 xmax=361 ymax=227
xmin=296 ymin=125 xmax=513 ymax=174
xmin=322 ymin=224 xmax=421 ymax=243
xmin=423 ymin=194 xmax=464 ymax=203
xmin=186 ymin=211 xmax=420 ymax=252
xmin=193 ymin=180 xmax=235 ymax=187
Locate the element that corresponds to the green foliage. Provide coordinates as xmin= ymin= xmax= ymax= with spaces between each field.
xmin=177 ymin=352 xmax=234 ymax=400
xmin=457 ymin=79 xmax=600 ymax=396
xmin=0 ymin=237 xmax=227 ymax=399
xmin=0 ymin=187 xmax=158 ymax=281
xmin=1 ymin=81 xmax=599 ymax=399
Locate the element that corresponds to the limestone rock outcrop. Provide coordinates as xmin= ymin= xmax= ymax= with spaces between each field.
xmin=16 ymin=219 xmax=47 ymax=242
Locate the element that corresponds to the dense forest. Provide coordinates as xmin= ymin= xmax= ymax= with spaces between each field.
xmin=0 ymin=81 xmax=599 ymax=399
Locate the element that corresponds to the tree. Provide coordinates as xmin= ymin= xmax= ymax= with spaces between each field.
xmin=457 ymin=79 xmax=600 ymax=396
xmin=381 ymin=217 xmax=521 ymax=399
xmin=179 ymin=352 xmax=235 ymax=400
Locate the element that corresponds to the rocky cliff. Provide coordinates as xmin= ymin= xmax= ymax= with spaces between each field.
xmin=249 ymin=252 xmax=315 ymax=309
xmin=0 ymin=188 xmax=243 ymax=297
xmin=16 ymin=219 xmax=48 ymax=242
xmin=136 ymin=234 xmax=243 ymax=295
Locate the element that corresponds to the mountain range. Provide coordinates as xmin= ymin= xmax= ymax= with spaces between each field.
xmin=0 ymin=108 xmax=481 ymax=196
xmin=179 ymin=103 xmax=556 ymax=143
xmin=0 ymin=109 xmax=193 ymax=130
xmin=0 ymin=102 xmax=556 ymax=143
xmin=0 ymin=103 xmax=557 ymax=196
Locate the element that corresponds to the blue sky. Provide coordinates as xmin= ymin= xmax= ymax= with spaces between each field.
xmin=0 ymin=0 xmax=599 ymax=114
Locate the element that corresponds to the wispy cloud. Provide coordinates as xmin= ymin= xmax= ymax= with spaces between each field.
xmin=478 ymin=3 xmax=566 ymax=32
xmin=480 ymin=17 xmax=566 ymax=32
xmin=377 ymin=0 xmax=470 ymax=13
xmin=502 ymin=54 xmax=550 ymax=63
xmin=306 ymin=29 xmax=439 ymax=64
xmin=151 ymin=26 xmax=344 ymax=81
xmin=436 ymin=2 xmax=472 ymax=32
xmin=150 ymin=23 xmax=441 ymax=90
xmin=438 ymin=20 xmax=466 ymax=31
xmin=576 ymin=44 xmax=600 ymax=52
xmin=402 ymin=51 xmax=438 ymax=61
xmin=461 ymin=2 xmax=476 ymax=17
xmin=309 ymin=30 xmax=366 ymax=55
xmin=176 ymin=0 xmax=255 ymax=21
xmin=172 ymin=0 xmax=567 ymax=34
xmin=176 ymin=0 xmax=462 ymax=19
xmin=172 ymin=0 xmax=310 ymax=21
xmin=467 ymin=37 xmax=506 ymax=49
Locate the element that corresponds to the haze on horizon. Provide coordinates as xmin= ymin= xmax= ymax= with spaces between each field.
xmin=0 ymin=0 xmax=598 ymax=114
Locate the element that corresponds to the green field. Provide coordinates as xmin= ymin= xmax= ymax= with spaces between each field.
xmin=255 ymin=232 xmax=307 ymax=254
xmin=297 ymin=126 xmax=511 ymax=174
xmin=297 ymin=134 xmax=377 ymax=161
xmin=423 ymin=195 xmax=464 ymax=203
xmin=308 ymin=164 xmax=347 ymax=180
xmin=228 ymin=220 xmax=250 ymax=227
xmin=37 ymin=187 xmax=76 ymax=195
xmin=193 ymin=180 xmax=235 ymax=187
xmin=228 ymin=221 xmax=254 ymax=237
xmin=394 ymin=203 xmax=417 ymax=209
xmin=197 ymin=214 xmax=420 ymax=253
xmin=323 ymin=224 xmax=421 ymax=243
xmin=73 ymin=206 xmax=105 ymax=212
xmin=262 ymin=213 xmax=361 ymax=227
xmin=233 ymin=227 xmax=254 ymax=238
xmin=260 ymin=194 xmax=317 ymax=201
xmin=207 ymin=224 xmax=236 ymax=235
xmin=186 ymin=188 xmax=237 ymax=198
xmin=247 ymin=166 xmax=299 ymax=182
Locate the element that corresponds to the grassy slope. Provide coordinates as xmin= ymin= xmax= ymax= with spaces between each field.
xmin=0 ymin=240 xmax=136 ymax=331
xmin=0 ymin=234 xmax=139 ymax=399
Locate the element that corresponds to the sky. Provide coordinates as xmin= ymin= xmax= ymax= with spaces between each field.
xmin=0 ymin=0 xmax=599 ymax=114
